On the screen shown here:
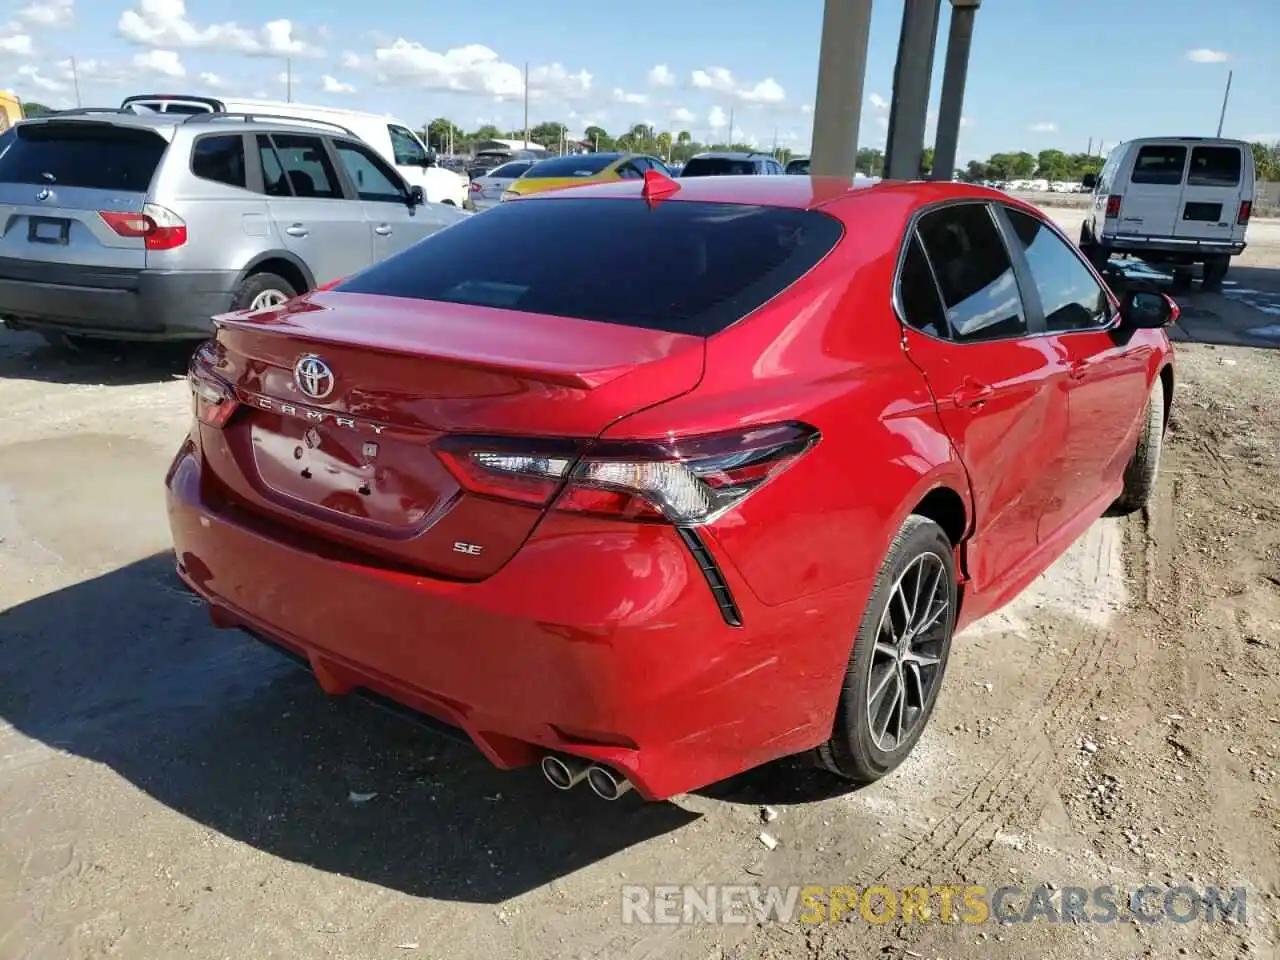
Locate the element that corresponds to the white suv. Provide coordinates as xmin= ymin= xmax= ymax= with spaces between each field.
xmin=1080 ymin=137 xmax=1255 ymax=291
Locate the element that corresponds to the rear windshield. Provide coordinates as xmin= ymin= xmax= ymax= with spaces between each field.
xmin=682 ymin=158 xmax=756 ymax=177
xmin=489 ymin=161 xmax=532 ymax=179
xmin=524 ymin=154 xmax=617 ymax=178
xmin=786 ymin=159 xmax=810 ymax=175
xmin=0 ymin=122 xmax=167 ymax=191
xmin=1130 ymin=145 xmax=1187 ymax=186
xmin=337 ymin=198 xmax=843 ymax=336
xmin=1188 ymin=145 xmax=1242 ymax=187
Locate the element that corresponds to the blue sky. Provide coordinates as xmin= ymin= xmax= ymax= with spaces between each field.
xmin=2 ymin=0 xmax=1277 ymax=160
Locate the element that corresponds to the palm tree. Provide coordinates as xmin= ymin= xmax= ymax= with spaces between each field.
xmin=677 ymin=130 xmax=691 ymax=145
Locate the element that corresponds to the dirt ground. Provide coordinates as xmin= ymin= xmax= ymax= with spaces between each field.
xmin=1 ymin=212 xmax=1278 ymax=960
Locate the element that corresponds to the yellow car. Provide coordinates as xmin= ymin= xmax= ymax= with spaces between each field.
xmin=502 ymin=152 xmax=674 ymax=201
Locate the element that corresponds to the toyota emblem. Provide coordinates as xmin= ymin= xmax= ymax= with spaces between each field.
xmin=294 ymin=355 xmax=335 ymax=400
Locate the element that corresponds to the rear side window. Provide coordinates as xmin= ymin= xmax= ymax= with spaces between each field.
xmin=191 ymin=134 xmax=246 ymax=188
xmin=257 ymin=133 xmax=342 ymax=199
xmin=897 ymin=234 xmax=947 ymax=338
xmin=917 ymin=203 xmax=1027 ymax=342
xmin=337 ymin=198 xmax=843 ymax=336
xmin=524 ymin=154 xmax=617 ymax=178
xmin=1188 ymin=146 xmax=1242 ymax=187
xmin=0 ymin=122 xmax=166 ymax=191
xmin=682 ymin=158 xmax=756 ymax=177
xmin=1130 ymin=145 xmax=1187 ymax=185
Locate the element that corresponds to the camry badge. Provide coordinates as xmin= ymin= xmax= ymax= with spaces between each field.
xmin=294 ymin=355 xmax=334 ymax=400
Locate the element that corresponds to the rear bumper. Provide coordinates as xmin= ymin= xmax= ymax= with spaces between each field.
xmin=0 ymin=259 xmax=236 ymax=340
xmin=1101 ymin=234 xmax=1246 ymax=257
xmin=165 ymin=442 xmax=866 ymax=800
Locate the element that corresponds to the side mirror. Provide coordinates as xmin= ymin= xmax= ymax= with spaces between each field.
xmin=1119 ymin=289 xmax=1179 ymax=329
xmin=423 ymin=152 xmax=437 ymax=168
xmin=408 ymin=185 xmax=425 ymax=206
xmin=1081 ymin=173 xmax=1098 ymax=190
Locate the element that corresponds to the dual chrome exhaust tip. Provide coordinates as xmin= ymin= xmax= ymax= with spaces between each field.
xmin=540 ymin=754 xmax=633 ymax=800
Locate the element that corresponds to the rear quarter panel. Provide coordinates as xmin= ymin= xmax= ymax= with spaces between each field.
xmin=603 ymin=191 xmax=972 ymax=608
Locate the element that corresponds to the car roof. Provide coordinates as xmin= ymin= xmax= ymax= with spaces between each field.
xmin=517 ymin=173 xmax=1011 ymax=212
xmin=690 ymin=151 xmax=771 ymax=160
xmin=19 ymin=109 xmax=359 ymax=140
xmin=1118 ymin=136 xmax=1251 ymax=148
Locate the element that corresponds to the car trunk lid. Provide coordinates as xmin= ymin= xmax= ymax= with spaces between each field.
xmin=199 ymin=291 xmax=706 ymax=580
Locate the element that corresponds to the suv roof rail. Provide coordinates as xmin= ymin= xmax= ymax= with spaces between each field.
xmin=45 ymin=107 xmax=152 ymax=118
xmin=182 ymin=111 xmax=357 ymax=138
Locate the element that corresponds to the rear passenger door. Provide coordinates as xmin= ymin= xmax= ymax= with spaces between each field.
xmin=1117 ymin=143 xmax=1186 ymax=237
xmin=1173 ymin=144 xmax=1244 ymax=242
xmin=254 ymin=133 xmax=371 ymax=285
xmin=332 ymin=139 xmax=456 ymax=262
xmin=898 ymin=202 xmax=1071 ymax=595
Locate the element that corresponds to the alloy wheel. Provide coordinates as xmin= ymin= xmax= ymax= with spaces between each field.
xmin=249 ymin=289 xmax=289 ymax=311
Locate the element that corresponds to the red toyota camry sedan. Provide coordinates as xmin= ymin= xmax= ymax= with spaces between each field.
xmin=166 ymin=173 xmax=1176 ymax=802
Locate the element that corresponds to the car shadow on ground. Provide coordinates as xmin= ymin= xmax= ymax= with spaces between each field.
xmin=0 ymin=329 xmax=196 ymax=386
xmin=0 ymin=553 xmax=697 ymax=903
xmin=1106 ymin=261 xmax=1280 ymax=351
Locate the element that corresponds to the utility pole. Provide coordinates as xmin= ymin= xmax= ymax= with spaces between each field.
xmin=69 ymin=56 xmax=81 ymax=107
xmin=522 ymin=62 xmax=530 ymax=149
xmin=1216 ymin=69 xmax=1233 ymax=137
xmin=285 ymin=58 xmax=292 ymax=102
xmin=728 ymin=106 xmax=735 ymax=146
xmin=1087 ymin=136 xmax=1093 ymax=156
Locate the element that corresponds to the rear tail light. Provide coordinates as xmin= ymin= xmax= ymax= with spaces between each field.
xmin=99 ymin=203 xmax=188 ymax=250
xmin=437 ymin=423 xmax=819 ymax=525
xmin=1238 ymin=200 xmax=1252 ymax=225
xmin=188 ymin=344 xmax=238 ymax=427
xmin=470 ymin=181 xmax=482 ymax=192
xmin=1105 ymin=195 xmax=1122 ymax=218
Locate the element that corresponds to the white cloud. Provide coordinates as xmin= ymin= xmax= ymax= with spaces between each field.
xmin=612 ymin=87 xmax=647 ymax=105
xmin=340 ymin=51 xmax=363 ymax=69
xmin=647 ymin=64 xmax=675 ymax=87
xmin=868 ymin=92 xmax=889 ymax=110
xmin=876 ymin=116 xmax=889 ymax=128
xmin=0 ymin=28 xmax=35 ymax=56
xmin=800 ymin=103 xmax=813 ymax=115
xmin=1186 ymin=48 xmax=1229 ymax=63
xmin=1245 ymin=132 xmax=1279 ymax=143
xmin=118 ymin=1 xmax=323 ymax=57
xmin=1029 ymin=121 xmax=1058 ymax=132
xmin=17 ymin=0 xmax=73 ymax=28
xmin=371 ymin=39 xmax=591 ymax=101
xmin=321 ymin=75 xmax=356 ymax=94
xmin=133 ymin=48 xmax=185 ymax=77
xmin=670 ymin=106 xmax=696 ymax=124
xmin=17 ymin=64 xmax=64 ymax=91
xmin=691 ymin=66 xmax=785 ymax=105
xmin=708 ymin=105 xmax=728 ymax=129
xmin=199 ymin=71 xmax=223 ymax=88
xmin=62 ymin=58 xmax=130 ymax=85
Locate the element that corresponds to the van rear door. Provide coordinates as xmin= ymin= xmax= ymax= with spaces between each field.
xmin=1173 ymin=142 xmax=1247 ymax=242
xmin=1116 ymin=142 xmax=1186 ymax=238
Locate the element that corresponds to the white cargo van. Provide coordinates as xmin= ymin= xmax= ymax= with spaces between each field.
xmin=1079 ymin=137 xmax=1254 ymax=291
xmin=120 ymin=94 xmax=469 ymax=208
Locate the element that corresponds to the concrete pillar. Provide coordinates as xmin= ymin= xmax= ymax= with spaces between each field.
xmin=810 ymin=0 xmax=875 ymax=179
xmin=883 ymin=0 xmax=941 ymax=180
xmin=931 ymin=0 xmax=980 ymax=181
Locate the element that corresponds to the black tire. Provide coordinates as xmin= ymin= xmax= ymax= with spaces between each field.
xmin=441 ymin=199 xmax=457 ymax=206
xmin=816 ymin=515 xmax=958 ymax=784
xmin=1170 ymin=269 xmax=1194 ymax=292
xmin=1201 ymin=256 xmax=1229 ymax=292
xmin=231 ymin=271 xmax=298 ymax=313
xmin=1110 ymin=376 xmax=1165 ymax=515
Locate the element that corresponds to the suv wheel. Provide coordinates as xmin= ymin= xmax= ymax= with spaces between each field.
xmin=1201 ymin=256 xmax=1229 ymax=292
xmin=816 ymin=515 xmax=957 ymax=784
xmin=233 ymin=272 xmax=298 ymax=313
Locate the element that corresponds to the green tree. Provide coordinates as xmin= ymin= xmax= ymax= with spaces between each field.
xmin=1036 ymin=148 xmax=1071 ymax=181
xmin=425 ymin=117 xmax=463 ymax=152
xmin=920 ymin=146 xmax=935 ymax=177
xmin=470 ymin=124 xmax=502 ymax=142
xmin=583 ymin=125 xmax=611 ymax=151
xmin=529 ymin=120 xmax=566 ymax=150
xmin=1012 ymin=151 xmax=1037 ymax=177
xmin=655 ymin=130 xmax=672 ymax=159
xmin=21 ymin=101 xmax=54 ymax=117
xmin=1251 ymin=141 xmax=1280 ymax=181
xmin=964 ymin=159 xmax=990 ymax=181
xmin=856 ymin=147 xmax=884 ymax=176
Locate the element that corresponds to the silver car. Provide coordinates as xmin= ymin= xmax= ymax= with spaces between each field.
xmin=468 ymin=159 xmax=536 ymax=211
xmin=0 ymin=108 xmax=466 ymax=343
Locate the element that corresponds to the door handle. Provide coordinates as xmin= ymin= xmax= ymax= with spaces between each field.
xmin=374 ymin=224 xmax=393 ymax=236
xmin=285 ymin=224 xmax=309 ymax=238
xmin=952 ymin=379 xmax=994 ymax=408
xmin=1069 ymin=360 xmax=1088 ymax=381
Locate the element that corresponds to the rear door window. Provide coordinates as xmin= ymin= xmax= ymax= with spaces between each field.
xmin=336 ymin=198 xmax=843 ymax=336
xmin=916 ymin=203 xmax=1028 ymax=342
xmin=191 ymin=134 xmax=247 ymax=188
xmin=681 ymin=158 xmax=756 ymax=177
xmin=1130 ymin=145 xmax=1187 ymax=185
xmin=256 ymin=133 xmax=342 ymax=199
xmin=0 ymin=122 xmax=167 ymax=191
xmin=1187 ymin=146 xmax=1242 ymax=187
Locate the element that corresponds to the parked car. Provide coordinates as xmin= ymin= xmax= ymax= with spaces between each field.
xmin=500 ymin=152 xmax=673 ymax=201
xmin=467 ymin=147 xmax=549 ymax=181
xmin=167 ymin=175 xmax=1176 ymax=802
xmin=1080 ymin=136 xmax=1255 ymax=291
xmin=0 ymin=109 xmax=465 ymax=345
xmin=119 ymin=94 xmax=469 ymax=208
xmin=680 ymin=151 xmax=786 ymax=177
xmin=468 ymin=159 xmax=536 ymax=211
xmin=785 ymin=157 xmax=810 ymax=175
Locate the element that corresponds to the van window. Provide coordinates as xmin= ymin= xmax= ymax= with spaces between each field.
xmin=388 ymin=124 xmax=427 ymax=166
xmin=1130 ymin=145 xmax=1187 ymax=186
xmin=1187 ymin=146 xmax=1242 ymax=187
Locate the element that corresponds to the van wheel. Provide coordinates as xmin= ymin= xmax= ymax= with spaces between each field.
xmin=232 ymin=272 xmax=298 ymax=313
xmin=1201 ymin=257 xmax=1229 ymax=292
xmin=1110 ymin=377 xmax=1165 ymax=516
xmin=441 ymin=199 xmax=456 ymax=206
xmin=815 ymin=515 xmax=957 ymax=784
xmin=1170 ymin=269 xmax=1194 ymax=292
